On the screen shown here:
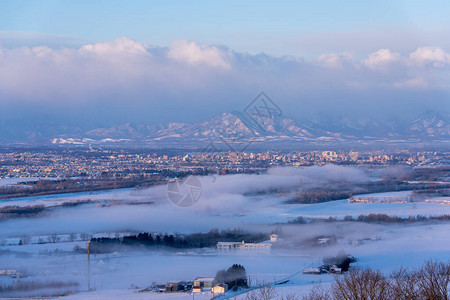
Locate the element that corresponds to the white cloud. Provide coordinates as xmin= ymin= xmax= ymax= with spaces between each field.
xmin=363 ymin=49 xmax=402 ymax=70
xmin=317 ymin=53 xmax=353 ymax=68
xmin=393 ymin=77 xmax=428 ymax=89
xmin=79 ymin=37 xmax=149 ymax=56
xmin=167 ymin=40 xmax=230 ymax=69
xmin=0 ymin=39 xmax=449 ymax=109
xmin=409 ymin=47 xmax=450 ymax=67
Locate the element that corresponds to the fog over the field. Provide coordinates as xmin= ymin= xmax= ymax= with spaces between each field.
xmin=0 ymin=165 xmax=419 ymax=237
xmin=0 ymin=165 xmax=449 ymax=298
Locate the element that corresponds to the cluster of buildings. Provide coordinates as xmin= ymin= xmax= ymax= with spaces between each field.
xmin=160 ymin=278 xmax=226 ymax=294
xmin=0 ymin=149 xmax=446 ymax=179
xmin=154 ymin=235 xmax=280 ymax=295
xmin=216 ymin=234 xmax=279 ymax=255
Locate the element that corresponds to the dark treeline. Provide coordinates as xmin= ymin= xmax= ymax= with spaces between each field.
xmin=215 ymin=264 xmax=248 ymax=290
xmin=89 ymin=229 xmax=266 ymax=253
xmin=0 ymin=205 xmax=46 ymax=219
xmin=289 ymin=181 xmax=450 ymax=204
xmin=288 ymin=165 xmax=450 ymax=205
xmin=0 ymin=176 xmax=165 ymax=199
xmin=410 ymin=187 xmax=449 ymax=200
xmin=0 ymin=200 xmax=93 ymax=220
xmin=347 ymin=213 xmax=450 ymax=223
xmin=402 ymin=166 xmax=449 ymax=182
xmin=288 ymin=214 xmax=450 ymax=225
xmin=323 ymin=254 xmax=357 ymax=272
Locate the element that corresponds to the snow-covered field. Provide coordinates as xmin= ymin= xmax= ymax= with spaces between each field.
xmin=0 ymin=177 xmax=44 ymax=187
xmin=286 ymin=198 xmax=450 ymax=220
xmin=3 ymin=220 xmax=449 ymax=299
xmin=1 ymin=168 xmax=449 ymax=299
xmin=0 ymin=187 xmax=139 ymax=208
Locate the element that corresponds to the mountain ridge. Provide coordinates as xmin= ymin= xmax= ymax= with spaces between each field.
xmin=46 ymin=111 xmax=450 ymax=147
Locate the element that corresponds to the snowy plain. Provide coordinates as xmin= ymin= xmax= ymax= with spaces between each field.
xmin=0 ymin=166 xmax=449 ymax=299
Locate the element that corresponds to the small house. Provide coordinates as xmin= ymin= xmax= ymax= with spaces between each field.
xmin=330 ymin=266 xmax=342 ymax=274
xmin=193 ymin=277 xmax=218 ymax=293
xmin=212 ymin=283 xmax=228 ymax=294
xmin=317 ymin=238 xmax=330 ymax=245
xmin=165 ymin=281 xmax=183 ymax=292
xmin=270 ymin=234 xmax=278 ymax=242
xmin=303 ymin=267 xmax=321 ymax=275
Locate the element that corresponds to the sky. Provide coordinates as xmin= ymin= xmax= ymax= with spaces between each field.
xmin=2 ymin=0 xmax=450 ymax=56
xmin=0 ymin=1 xmax=449 ymax=137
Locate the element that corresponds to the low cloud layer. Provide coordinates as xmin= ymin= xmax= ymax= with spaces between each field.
xmin=0 ymin=37 xmax=448 ymax=127
xmin=0 ymin=165 xmax=391 ymax=236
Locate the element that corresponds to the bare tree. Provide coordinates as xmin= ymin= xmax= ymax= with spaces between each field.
xmin=258 ymin=283 xmax=278 ymax=300
xmin=388 ymin=267 xmax=420 ymax=300
xmin=246 ymin=282 xmax=278 ymax=300
xmin=68 ymin=233 xmax=77 ymax=242
xmin=245 ymin=292 xmax=258 ymax=300
xmin=332 ymin=268 xmax=389 ymax=300
xmin=49 ymin=233 xmax=58 ymax=243
xmin=416 ymin=260 xmax=450 ymax=300
xmin=302 ymin=285 xmax=329 ymax=300
xmin=80 ymin=233 xmax=91 ymax=241
xmin=20 ymin=234 xmax=31 ymax=245
xmin=282 ymin=293 xmax=300 ymax=300
xmin=303 ymin=260 xmax=450 ymax=300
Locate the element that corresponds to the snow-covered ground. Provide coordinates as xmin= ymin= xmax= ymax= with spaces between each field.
xmin=0 ymin=177 xmax=44 ymax=187
xmin=286 ymin=198 xmax=450 ymax=220
xmin=0 ymin=187 xmax=139 ymax=208
xmin=0 ymin=171 xmax=449 ymax=299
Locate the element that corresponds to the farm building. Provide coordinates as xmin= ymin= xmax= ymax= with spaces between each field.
xmin=165 ymin=281 xmax=191 ymax=292
xmin=193 ymin=277 xmax=218 ymax=293
xmin=216 ymin=241 xmax=241 ymax=250
xmin=212 ymin=283 xmax=228 ymax=294
xmin=303 ymin=268 xmax=321 ymax=275
xmin=216 ymin=234 xmax=279 ymax=254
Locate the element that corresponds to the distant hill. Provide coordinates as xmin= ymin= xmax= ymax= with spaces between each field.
xmin=47 ymin=111 xmax=449 ymax=148
xmin=1 ymin=111 xmax=448 ymax=148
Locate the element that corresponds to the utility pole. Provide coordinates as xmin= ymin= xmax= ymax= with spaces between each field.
xmin=87 ymin=240 xmax=91 ymax=291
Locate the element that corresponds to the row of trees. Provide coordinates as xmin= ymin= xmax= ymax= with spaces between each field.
xmin=0 ymin=176 xmax=163 ymax=199
xmin=289 ymin=214 xmax=450 ymax=225
xmin=215 ymin=264 xmax=248 ymax=290
xmin=345 ymin=213 xmax=450 ymax=223
xmin=0 ymin=205 xmax=46 ymax=219
xmin=90 ymin=228 xmax=266 ymax=252
xmin=290 ymin=177 xmax=448 ymax=205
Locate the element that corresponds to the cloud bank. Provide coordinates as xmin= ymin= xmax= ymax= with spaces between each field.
xmin=0 ymin=37 xmax=448 ymax=128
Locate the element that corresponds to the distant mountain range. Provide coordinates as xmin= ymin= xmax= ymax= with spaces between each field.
xmin=43 ymin=110 xmax=450 ymax=149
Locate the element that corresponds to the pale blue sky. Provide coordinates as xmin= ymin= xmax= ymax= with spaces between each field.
xmin=1 ymin=0 xmax=450 ymax=56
